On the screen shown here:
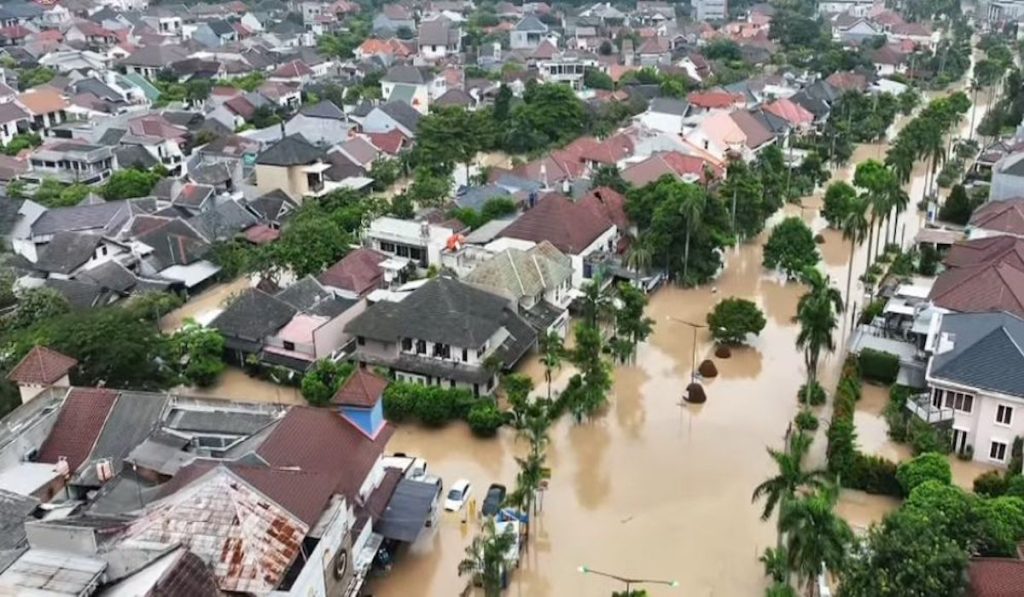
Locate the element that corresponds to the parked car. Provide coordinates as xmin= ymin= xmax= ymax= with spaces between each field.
xmin=482 ymin=483 xmax=506 ymax=517
xmin=445 ymin=479 xmax=472 ymax=512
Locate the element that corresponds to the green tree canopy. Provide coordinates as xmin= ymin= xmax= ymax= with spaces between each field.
xmin=101 ymin=168 xmax=162 ymax=200
xmin=707 ymin=297 xmax=766 ymax=345
xmin=763 ymin=217 xmax=819 ymax=278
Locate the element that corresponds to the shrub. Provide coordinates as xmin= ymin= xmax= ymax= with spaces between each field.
xmin=466 ymin=401 xmax=505 ymax=437
xmin=975 ymin=496 xmax=1024 ymax=556
xmin=859 ymin=348 xmax=900 ymax=384
xmin=848 ymin=453 xmax=902 ymax=496
xmin=919 ymin=244 xmax=940 ymax=276
xmin=1005 ymin=475 xmax=1024 ymax=498
xmin=910 ymin=421 xmax=952 ymax=456
xmin=897 ymin=452 xmax=953 ymax=495
xmin=975 ymin=470 xmax=1010 ymax=497
xmin=798 ymin=381 xmax=826 ymax=406
xmin=795 ymin=410 xmax=819 ymax=431
xmin=382 ymin=382 xmax=477 ymax=427
xmin=859 ymin=298 xmax=886 ymax=324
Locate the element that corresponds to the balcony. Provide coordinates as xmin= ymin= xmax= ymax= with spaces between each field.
xmin=905 ymin=393 xmax=955 ymax=424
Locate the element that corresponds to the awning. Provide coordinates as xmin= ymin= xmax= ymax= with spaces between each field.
xmin=376 ymin=478 xmax=439 ymax=543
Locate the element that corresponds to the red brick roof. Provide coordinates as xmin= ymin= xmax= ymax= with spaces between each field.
xmin=945 ymin=236 xmax=1024 ymax=271
xmin=7 ymin=346 xmax=77 ymax=385
xmin=37 ymin=388 xmax=118 ymax=473
xmin=500 ymin=193 xmax=617 ymax=255
xmin=930 ymin=261 xmax=1024 ymax=318
xmin=332 ymin=368 xmax=389 ymax=407
xmin=687 ymin=90 xmax=742 ymax=109
xmin=318 ymin=247 xmax=388 ymax=296
xmin=969 ymin=558 xmax=1024 ymax=597
xmin=970 ymin=198 xmax=1024 ymax=237
xmin=364 ymin=129 xmax=407 ymax=155
xmin=256 ymin=407 xmax=394 ymax=498
xmin=272 ymin=60 xmax=314 ymax=79
xmin=580 ymin=186 xmax=629 ymax=232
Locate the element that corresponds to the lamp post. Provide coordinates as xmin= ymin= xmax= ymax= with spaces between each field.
xmin=577 ymin=566 xmax=679 ymax=595
xmin=666 ymin=316 xmax=706 ymax=384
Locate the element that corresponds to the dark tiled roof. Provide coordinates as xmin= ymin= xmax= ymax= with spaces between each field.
xmin=6 ymin=346 xmax=77 ymax=385
xmin=37 ymin=388 xmax=118 ymax=472
xmin=346 ymin=276 xmax=535 ymax=349
xmin=931 ymin=312 xmax=1024 ymax=397
xmin=255 ymin=134 xmax=324 ymax=166
xmin=256 ymin=407 xmax=394 ymax=497
xmin=210 ymin=288 xmax=296 ymax=341
xmin=114 ymin=145 xmax=159 ymax=170
xmin=275 ymin=276 xmax=332 ymax=311
xmin=332 ymin=368 xmax=388 ymax=407
xmin=34 ymin=232 xmax=104 ymax=275
xmin=31 ymin=201 xmax=129 ymax=237
xmin=378 ymin=101 xmax=422 ymax=133
xmin=74 ymin=391 xmax=168 ymax=486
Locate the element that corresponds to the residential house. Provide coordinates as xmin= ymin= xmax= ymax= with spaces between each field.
xmin=362 ymin=101 xmax=422 ymax=137
xmin=192 ymin=19 xmax=238 ymax=47
xmin=463 ymin=241 xmax=573 ymax=336
xmin=510 ymin=15 xmax=549 ymax=50
xmin=363 ymin=216 xmax=454 ymax=271
xmin=636 ymin=36 xmax=670 ymax=66
xmin=254 ymin=134 xmax=330 ymax=201
xmin=692 ymin=0 xmax=727 ymax=21
xmin=968 ymin=199 xmax=1024 ymax=240
xmin=929 ymin=239 xmax=1024 ymax=319
xmin=921 ymin=311 xmax=1024 ymax=466
xmin=5 ymin=346 xmax=76 ymax=404
xmin=286 ymin=100 xmax=355 ymax=146
xmin=889 ymin=22 xmax=939 ymax=50
xmin=418 ymin=16 xmax=461 ymax=60
xmin=346 ymin=276 xmax=537 ymax=394
xmin=31 ymin=230 xmax=129 ymax=281
xmin=621 ymin=151 xmax=723 ymax=187
xmin=355 ymin=37 xmax=413 ymax=62
xmin=319 ymin=247 xmax=392 ymax=299
xmin=0 ymin=101 xmax=28 ymax=145
xmin=818 ymin=0 xmax=874 ymax=15
xmin=498 ymin=189 xmax=624 ymax=286
xmin=868 ymin=44 xmax=909 ymax=76
xmin=635 ymin=97 xmax=691 ymax=134
xmin=120 ymin=44 xmax=190 ymax=79
xmin=380 ymin=65 xmax=441 ymax=114
xmin=990 ymin=151 xmax=1024 ymax=201
xmin=16 ymin=88 xmax=68 ymax=131
xmin=537 ymin=51 xmax=598 ymax=90
xmin=373 ymin=4 xmax=415 ymax=34
xmin=26 ymin=141 xmax=113 ymax=184
xmin=830 ymin=14 xmax=884 ymax=46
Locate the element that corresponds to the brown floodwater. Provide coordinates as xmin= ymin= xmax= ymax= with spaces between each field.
xmin=364 ymin=73 xmax=996 ymax=597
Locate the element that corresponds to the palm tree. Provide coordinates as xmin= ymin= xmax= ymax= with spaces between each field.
xmin=751 ymin=432 xmax=829 ymax=565
xmin=885 ymin=142 xmax=914 ymax=186
xmin=626 ymin=233 xmax=654 ymax=275
xmin=968 ymin=78 xmax=981 ymax=141
xmin=539 ymin=332 xmax=564 ymax=401
xmin=779 ymin=484 xmax=853 ymax=597
xmin=869 ymin=184 xmax=892 ymax=262
xmin=677 ymin=185 xmax=707 ymax=283
xmin=580 ymin=273 xmax=613 ymax=328
xmin=887 ymin=184 xmax=910 ymax=247
xmin=795 ymin=269 xmax=843 ymax=399
xmin=458 ymin=518 xmax=518 ymax=597
xmin=840 ymin=197 xmax=869 ymax=310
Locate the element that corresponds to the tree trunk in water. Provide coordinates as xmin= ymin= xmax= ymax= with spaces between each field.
xmin=876 ymin=219 xmax=885 ymax=260
xmin=865 ymin=216 xmax=875 ymax=277
xmin=891 ymin=212 xmax=900 ymax=246
xmin=884 ymin=216 xmax=891 ymax=255
xmin=683 ymin=224 xmax=692 ymax=283
xmin=846 ymin=241 xmax=855 ymax=314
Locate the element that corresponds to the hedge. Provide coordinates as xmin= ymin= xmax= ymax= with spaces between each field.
xmin=859 ymin=348 xmax=900 ymax=384
xmin=826 ymin=357 xmax=902 ymax=496
xmin=383 ymin=382 xmax=477 ymax=427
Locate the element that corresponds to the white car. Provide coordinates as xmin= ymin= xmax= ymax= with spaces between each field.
xmin=444 ymin=479 xmax=472 ymax=512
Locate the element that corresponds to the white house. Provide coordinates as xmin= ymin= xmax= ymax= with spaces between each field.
xmin=363 ymin=216 xmax=455 ymax=272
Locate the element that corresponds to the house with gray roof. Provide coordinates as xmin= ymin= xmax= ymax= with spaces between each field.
xmin=380 ymin=65 xmax=440 ymax=114
xmin=990 ymin=151 xmax=1024 ymax=202
xmin=362 ymin=101 xmax=422 ymax=137
xmin=346 ymin=276 xmax=537 ymax=395
xmin=254 ymin=134 xmax=330 ymax=202
xmin=511 ymin=15 xmax=549 ymax=50
xmin=417 ymin=16 xmax=461 ymax=60
xmin=920 ymin=311 xmax=1024 ymax=467
xmin=284 ymin=100 xmax=355 ymax=146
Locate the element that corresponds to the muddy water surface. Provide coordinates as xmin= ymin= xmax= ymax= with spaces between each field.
xmin=366 ymin=66 xmax=997 ymax=596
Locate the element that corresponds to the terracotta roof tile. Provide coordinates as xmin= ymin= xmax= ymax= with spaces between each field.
xmin=500 ymin=193 xmax=617 ymax=254
xmin=319 ymin=247 xmax=388 ymax=296
xmin=332 ymin=368 xmax=389 ymax=407
xmin=969 ymin=558 xmax=1024 ymax=597
xmin=970 ymin=198 xmax=1024 ymax=237
xmin=37 ymin=388 xmax=118 ymax=472
xmin=930 ymin=261 xmax=1024 ymax=318
xmin=7 ymin=346 xmax=77 ymax=385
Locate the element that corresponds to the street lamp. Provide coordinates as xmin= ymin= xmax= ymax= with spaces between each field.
xmin=577 ymin=565 xmax=679 ymax=594
xmin=666 ymin=316 xmax=706 ymax=384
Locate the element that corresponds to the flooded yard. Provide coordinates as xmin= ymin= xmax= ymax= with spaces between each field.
xmin=365 ymin=79 xmax=995 ymax=596
xmin=174 ymin=367 xmax=304 ymax=405
xmin=159 ymin=276 xmax=252 ymax=333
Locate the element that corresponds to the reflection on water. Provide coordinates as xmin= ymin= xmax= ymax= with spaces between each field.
xmin=366 ymin=81 xmax=996 ymax=596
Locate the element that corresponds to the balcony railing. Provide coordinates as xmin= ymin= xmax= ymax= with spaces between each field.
xmin=906 ymin=393 xmax=955 ymax=424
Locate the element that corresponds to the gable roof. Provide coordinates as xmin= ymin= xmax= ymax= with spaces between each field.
xmin=946 ymin=236 xmax=1024 ymax=271
xmin=31 ymin=200 xmax=129 ymax=238
xmin=33 ymin=231 xmax=105 ymax=275
xmin=318 ymin=247 xmax=388 ymax=296
xmin=970 ymin=198 xmax=1024 ymax=237
xmin=74 ymin=391 xmax=167 ymax=486
xmin=332 ymin=368 xmax=389 ymax=407
xmin=931 ymin=312 xmax=1024 ymax=397
xmin=37 ymin=388 xmax=118 ymax=473
xmin=763 ymin=98 xmax=814 ymax=126
xmin=377 ymin=101 xmax=422 ymax=133
xmin=930 ymin=260 xmax=1024 ymax=318
xmin=730 ymin=109 xmax=775 ymax=148
xmin=210 ymin=288 xmax=296 ymax=343
xmin=6 ymin=346 xmax=77 ymax=385
xmin=969 ymin=558 xmax=1024 ymax=597
xmin=255 ymin=407 xmax=394 ymax=497
xmin=299 ymin=100 xmax=346 ymax=120
xmin=255 ymin=134 xmax=324 ymax=166
xmin=465 ymin=240 xmax=572 ymax=301
xmin=382 ymin=64 xmax=428 ymax=85
xmin=515 ymin=15 xmax=547 ymax=32
xmin=499 ymin=193 xmax=616 ymax=254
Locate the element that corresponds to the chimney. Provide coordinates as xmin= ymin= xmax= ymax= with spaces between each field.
xmin=936 ymin=332 xmax=956 ymax=355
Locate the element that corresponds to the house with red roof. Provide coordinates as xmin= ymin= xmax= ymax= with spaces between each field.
xmin=969 ymin=557 xmax=1024 ymax=596
xmin=687 ymin=90 xmax=744 ymax=112
xmin=621 ymin=151 xmax=722 ymax=187
xmin=969 ymin=198 xmax=1024 ymax=240
xmin=763 ymin=98 xmax=815 ymax=131
xmin=320 ymin=247 xmax=391 ymax=298
xmin=6 ymin=346 xmax=77 ymax=403
xmin=498 ymin=190 xmax=623 ymax=286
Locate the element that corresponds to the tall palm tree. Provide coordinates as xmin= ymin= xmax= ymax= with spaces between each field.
xmin=840 ymin=197 xmax=869 ymax=310
xmin=869 ymin=183 xmax=892 ymax=262
xmin=626 ymin=233 xmax=654 ymax=274
xmin=751 ymin=432 xmax=829 ymax=562
xmin=885 ymin=142 xmax=914 ymax=186
xmin=795 ymin=269 xmax=843 ymax=398
xmin=458 ymin=518 xmax=518 ymax=597
xmin=678 ymin=185 xmax=707 ymax=283
xmin=580 ymin=273 xmax=613 ymax=328
xmin=968 ymin=78 xmax=981 ymax=141
xmin=539 ymin=332 xmax=564 ymax=401
xmin=779 ymin=484 xmax=853 ymax=597
xmin=887 ymin=184 xmax=910 ymax=247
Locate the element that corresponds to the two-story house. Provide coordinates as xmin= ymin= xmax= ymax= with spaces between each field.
xmin=510 ymin=15 xmax=548 ymax=50
xmin=418 ymin=15 xmax=461 ymax=60
xmin=27 ymin=141 xmax=113 ymax=184
xmin=254 ymin=134 xmax=330 ymax=202
xmin=346 ymin=276 xmax=538 ymax=395
xmin=920 ymin=311 xmax=1024 ymax=467
xmin=364 ymin=216 xmax=454 ymax=272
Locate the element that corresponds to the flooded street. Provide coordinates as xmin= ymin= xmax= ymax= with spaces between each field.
xmin=366 ymin=78 xmax=996 ymax=596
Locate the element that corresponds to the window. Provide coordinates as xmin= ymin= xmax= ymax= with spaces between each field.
xmin=357 ymin=336 xmax=365 ymax=346
xmin=401 ymin=338 xmax=413 ymax=352
xmin=397 ymin=245 xmax=410 ymax=258
xmin=415 ymin=339 xmax=426 ymax=354
xmin=379 ymin=241 xmax=396 ymax=253
xmin=943 ymin=391 xmax=974 ymax=414
xmin=283 ymin=341 xmax=295 ymax=351
xmin=462 ymin=348 xmax=468 ymax=362
xmin=997 ymin=405 xmax=1014 ymax=426
xmin=990 ymin=440 xmax=1008 ymax=462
